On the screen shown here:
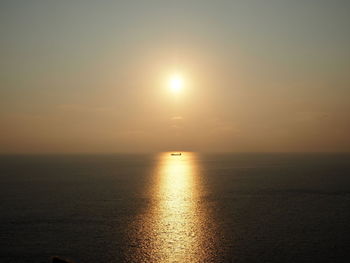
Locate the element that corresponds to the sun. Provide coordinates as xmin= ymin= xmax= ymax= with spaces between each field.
xmin=168 ymin=74 xmax=184 ymax=93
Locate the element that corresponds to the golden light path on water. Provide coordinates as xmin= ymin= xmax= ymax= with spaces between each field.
xmin=127 ymin=152 xmax=216 ymax=263
xmin=155 ymin=152 xmax=200 ymax=262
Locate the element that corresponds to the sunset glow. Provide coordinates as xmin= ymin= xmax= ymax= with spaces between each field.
xmin=2 ymin=2 xmax=350 ymax=263
xmin=168 ymin=74 xmax=184 ymax=93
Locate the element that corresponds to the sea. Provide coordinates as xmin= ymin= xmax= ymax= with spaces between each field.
xmin=1 ymin=153 xmax=350 ymax=263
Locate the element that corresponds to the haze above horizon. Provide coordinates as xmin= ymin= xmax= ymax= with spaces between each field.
xmin=1 ymin=0 xmax=350 ymax=153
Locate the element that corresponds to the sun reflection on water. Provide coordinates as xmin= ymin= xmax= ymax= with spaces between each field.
xmin=126 ymin=152 xmax=214 ymax=263
xmin=154 ymin=152 xmax=200 ymax=262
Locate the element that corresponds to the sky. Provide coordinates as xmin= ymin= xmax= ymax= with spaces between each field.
xmin=1 ymin=0 xmax=350 ymax=153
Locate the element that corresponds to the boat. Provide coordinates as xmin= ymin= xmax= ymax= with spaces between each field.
xmin=171 ymin=153 xmax=182 ymax=156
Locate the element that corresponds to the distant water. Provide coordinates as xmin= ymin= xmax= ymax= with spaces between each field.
xmin=1 ymin=153 xmax=350 ymax=263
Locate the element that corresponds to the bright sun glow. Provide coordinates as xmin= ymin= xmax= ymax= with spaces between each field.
xmin=168 ymin=74 xmax=184 ymax=93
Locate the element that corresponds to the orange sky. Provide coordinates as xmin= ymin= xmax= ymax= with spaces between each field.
xmin=1 ymin=1 xmax=350 ymax=153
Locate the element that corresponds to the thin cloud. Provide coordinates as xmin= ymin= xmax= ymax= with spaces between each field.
xmin=171 ymin=116 xmax=184 ymax=120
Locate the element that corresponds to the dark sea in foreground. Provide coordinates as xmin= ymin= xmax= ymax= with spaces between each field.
xmin=1 ymin=153 xmax=350 ymax=263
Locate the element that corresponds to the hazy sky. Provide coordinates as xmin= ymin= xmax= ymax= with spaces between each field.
xmin=1 ymin=0 xmax=350 ymax=153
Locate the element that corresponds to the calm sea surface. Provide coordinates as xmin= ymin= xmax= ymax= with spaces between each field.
xmin=1 ymin=153 xmax=350 ymax=263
